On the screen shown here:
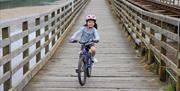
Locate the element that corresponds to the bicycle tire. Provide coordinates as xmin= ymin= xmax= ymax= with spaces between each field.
xmin=87 ymin=53 xmax=92 ymax=77
xmin=87 ymin=59 xmax=92 ymax=77
xmin=77 ymin=55 xmax=87 ymax=86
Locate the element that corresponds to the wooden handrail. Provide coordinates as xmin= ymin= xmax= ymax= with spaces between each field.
xmin=0 ymin=0 xmax=90 ymax=91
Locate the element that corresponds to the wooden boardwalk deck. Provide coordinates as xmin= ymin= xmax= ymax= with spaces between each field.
xmin=23 ymin=0 xmax=165 ymax=91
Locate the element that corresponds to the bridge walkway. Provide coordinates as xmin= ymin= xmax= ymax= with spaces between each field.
xmin=23 ymin=0 xmax=164 ymax=91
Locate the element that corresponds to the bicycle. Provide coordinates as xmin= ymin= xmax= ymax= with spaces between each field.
xmin=70 ymin=40 xmax=98 ymax=86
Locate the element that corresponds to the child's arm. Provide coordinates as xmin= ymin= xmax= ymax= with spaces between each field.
xmin=94 ymin=29 xmax=100 ymax=41
xmin=70 ymin=27 xmax=83 ymax=40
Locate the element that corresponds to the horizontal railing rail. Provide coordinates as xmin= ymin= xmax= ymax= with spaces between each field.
xmin=111 ymin=0 xmax=180 ymax=90
xmin=159 ymin=0 xmax=180 ymax=6
xmin=0 ymin=0 xmax=90 ymax=91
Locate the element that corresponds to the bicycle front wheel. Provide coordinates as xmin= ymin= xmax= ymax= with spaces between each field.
xmin=87 ymin=59 xmax=92 ymax=77
xmin=77 ymin=56 xmax=87 ymax=86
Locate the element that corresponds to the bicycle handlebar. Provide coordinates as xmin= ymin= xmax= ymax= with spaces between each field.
xmin=70 ymin=40 xmax=99 ymax=44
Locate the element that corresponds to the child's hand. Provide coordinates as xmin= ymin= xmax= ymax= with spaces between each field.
xmin=70 ymin=39 xmax=78 ymax=43
xmin=92 ymin=40 xmax=99 ymax=43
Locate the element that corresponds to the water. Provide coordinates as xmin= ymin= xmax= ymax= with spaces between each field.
xmin=0 ymin=0 xmax=60 ymax=10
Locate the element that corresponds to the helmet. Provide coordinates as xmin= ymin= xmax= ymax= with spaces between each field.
xmin=86 ymin=15 xmax=96 ymax=21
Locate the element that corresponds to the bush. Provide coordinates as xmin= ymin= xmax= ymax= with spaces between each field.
xmin=166 ymin=83 xmax=176 ymax=91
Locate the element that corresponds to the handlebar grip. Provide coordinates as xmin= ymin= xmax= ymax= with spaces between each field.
xmin=92 ymin=40 xmax=99 ymax=43
xmin=70 ymin=40 xmax=78 ymax=43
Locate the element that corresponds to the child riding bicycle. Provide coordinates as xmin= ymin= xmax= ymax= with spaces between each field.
xmin=70 ymin=14 xmax=100 ymax=62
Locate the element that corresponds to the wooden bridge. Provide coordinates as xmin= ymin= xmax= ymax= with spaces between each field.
xmin=0 ymin=0 xmax=180 ymax=91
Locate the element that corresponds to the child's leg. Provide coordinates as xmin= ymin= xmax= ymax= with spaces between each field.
xmin=90 ymin=45 xmax=98 ymax=62
xmin=90 ymin=46 xmax=96 ymax=57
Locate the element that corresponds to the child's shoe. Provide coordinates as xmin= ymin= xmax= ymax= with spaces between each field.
xmin=92 ymin=57 xmax=98 ymax=63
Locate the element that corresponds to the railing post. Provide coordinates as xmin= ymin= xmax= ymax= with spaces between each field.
xmin=160 ymin=34 xmax=167 ymax=81
xmin=148 ymin=28 xmax=155 ymax=64
xmin=148 ymin=49 xmax=153 ymax=64
xmin=178 ymin=22 xmax=180 ymax=68
xmin=177 ymin=75 xmax=180 ymax=91
xmin=177 ymin=21 xmax=180 ymax=91
xmin=147 ymin=15 xmax=155 ymax=64
xmin=138 ymin=21 xmax=145 ymax=56
xmin=111 ymin=0 xmax=114 ymax=13
xmin=141 ymin=22 xmax=149 ymax=62
xmin=23 ymin=21 xmax=29 ymax=75
xmin=2 ymin=27 xmax=12 ymax=91
xmin=71 ymin=0 xmax=74 ymax=12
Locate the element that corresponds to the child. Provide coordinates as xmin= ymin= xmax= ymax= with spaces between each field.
xmin=70 ymin=14 xmax=100 ymax=62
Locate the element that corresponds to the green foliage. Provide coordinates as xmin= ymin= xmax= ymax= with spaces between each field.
xmin=148 ymin=63 xmax=155 ymax=72
xmin=166 ymin=83 xmax=176 ymax=91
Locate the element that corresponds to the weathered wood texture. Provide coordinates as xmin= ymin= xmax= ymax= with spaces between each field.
xmin=0 ymin=0 xmax=89 ymax=91
xmin=23 ymin=0 xmax=165 ymax=91
xmin=112 ymin=0 xmax=180 ymax=90
xmin=159 ymin=0 xmax=180 ymax=6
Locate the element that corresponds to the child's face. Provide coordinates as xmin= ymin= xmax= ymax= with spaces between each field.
xmin=87 ymin=20 xmax=95 ymax=28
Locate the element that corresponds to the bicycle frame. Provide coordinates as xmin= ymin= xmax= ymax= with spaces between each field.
xmin=81 ymin=44 xmax=93 ymax=69
xmin=70 ymin=40 xmax=97 ymax=86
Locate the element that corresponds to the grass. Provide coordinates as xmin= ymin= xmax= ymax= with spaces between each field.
xmin=165 ymin=83 xmax=176 ymax=91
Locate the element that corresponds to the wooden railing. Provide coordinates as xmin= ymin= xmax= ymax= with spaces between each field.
xmin=0 ymin=0 xmax=89 ymax=91
xmin=111 ymin=0 xmax=180 ymax=90
xmin=159 ymin=0 xmax=180 ymax=6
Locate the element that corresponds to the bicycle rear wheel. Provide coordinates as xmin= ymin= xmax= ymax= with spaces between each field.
xmin=77 ymin=56 xmax=87 ymax=86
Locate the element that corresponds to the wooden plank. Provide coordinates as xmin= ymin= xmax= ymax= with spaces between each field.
xmin=28 ymin=80 xmax=160 ymax=89
xmin=0 ymin=38 xmax=10 ymax=48
xmin=0 ymin=71 xmax=11 ymax=84
xmin=118 ymin=0 xmax=180 ymax=26
xmin=141 ymin=29 xmax=178 ymax=56
xmin=149 ymin=45 xmax=180 ymax=76
xmin=0 ymin=54 xmax=10 ymax=67
xmin=177 ymin=76 xmax=180 ymax=91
